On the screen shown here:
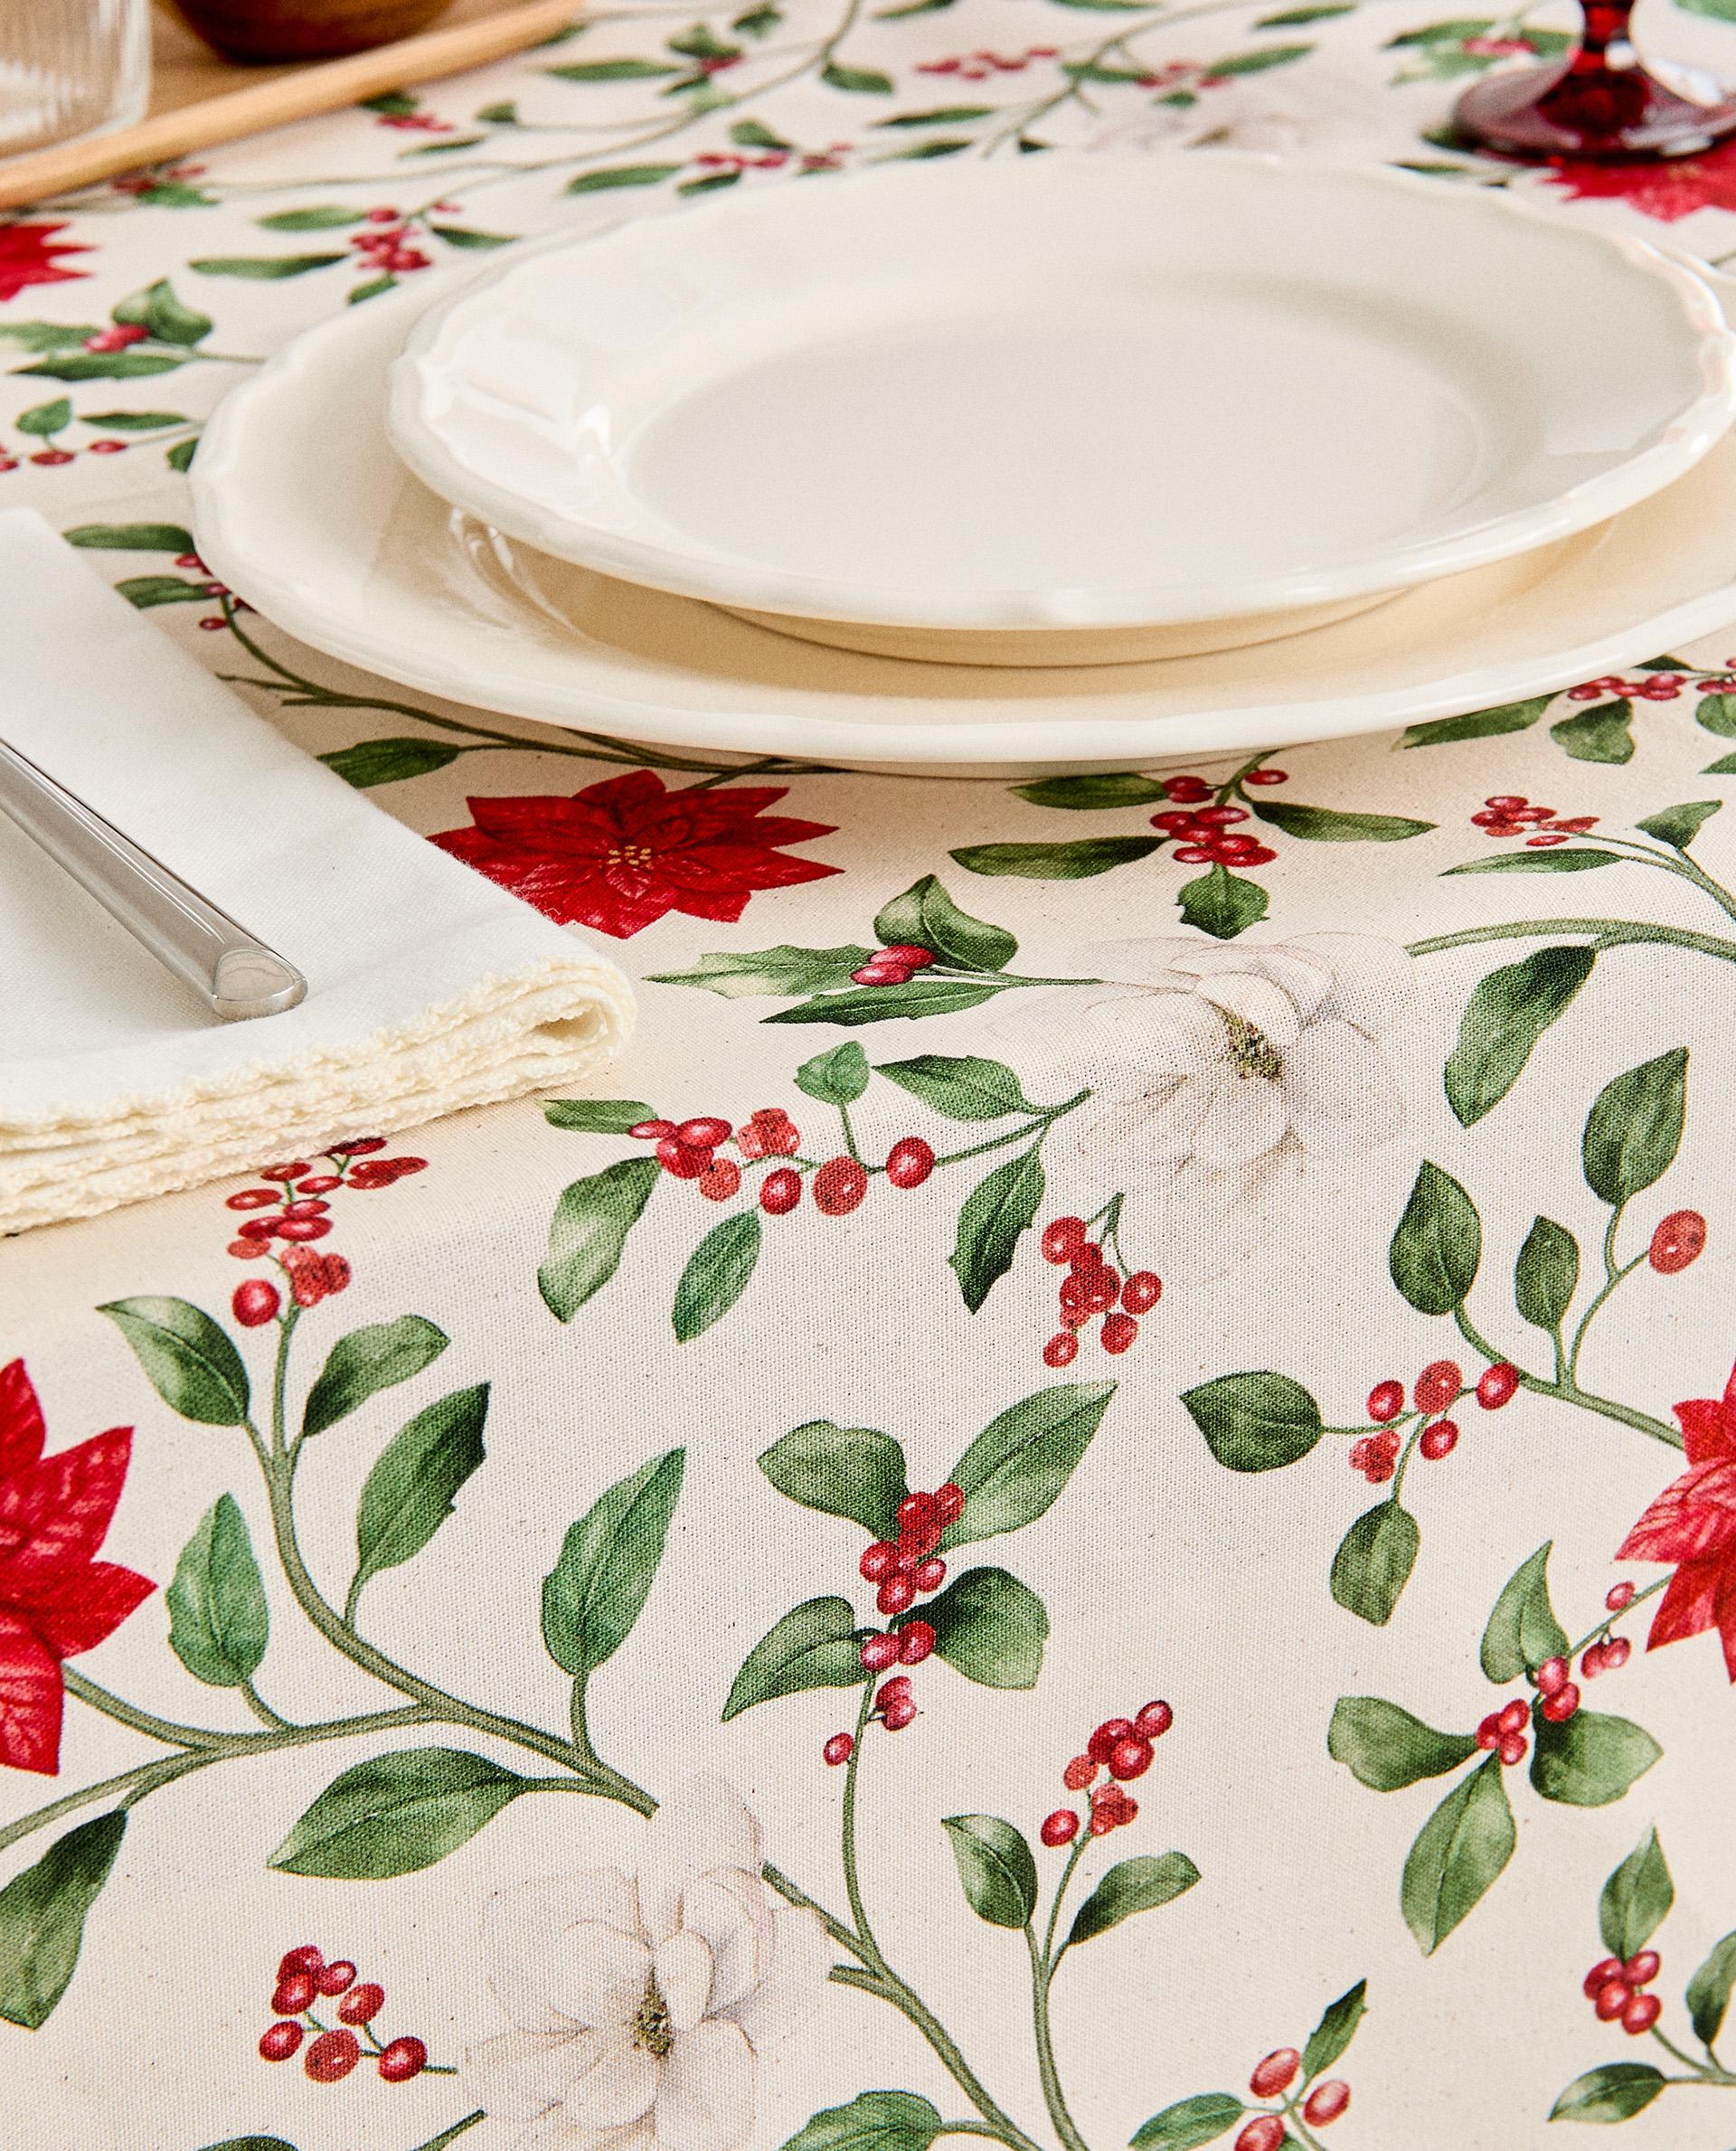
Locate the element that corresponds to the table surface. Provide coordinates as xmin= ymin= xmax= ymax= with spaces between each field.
xmin=5 ymin=10 xmax=1736 ymax=2150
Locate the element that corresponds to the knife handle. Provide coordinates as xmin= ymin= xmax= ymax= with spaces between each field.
xmin=0 ymin=734 xmax=307 ymax=1021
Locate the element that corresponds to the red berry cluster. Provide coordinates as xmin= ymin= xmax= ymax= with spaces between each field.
xmin=1582 ymin=1948 xmax=1663 ymax=2037
xmin=1563 ymin=671 xmax=1690 ymax=703
xmin=1531 ymin=1653 xmax=1583 ymax=1724
xmin=690 ymin=149 xmax=790 ymax=173
xmin=347 ymin=208 xmax=432 ymax=277
xmin=919 ymin=42 xmax=1059 ymax=77
xmin=1040 ymin=1699 xmax=1173 ymax=1846
xmin=1038 ymin=1216 xmax=1161 ymax=1366
xmin=628 ymin=1107 xmax=935 ymax=1218
xmin=851 ymin=942 xmax=937 ymax=987
xmin=1475 ymin=1695 xmax=1534 ymax=1765
xmin=1150 ymin=769 xmax=1279 ymax=867
xmin=1233 ymin=2050 xmax=1351 ymax=2146
xmin=259 ymin=1943 xmax=431 ymax=2083
xmin=1581 ymin=1580 xmax=1638 ymax=1681
xmin=376 ymin=107 xmax=454 ymax=133
xmin=1650 ymin=1209 xmax=1708 ymax=1275
xmin=111 ymin=160 xmax=205 ymax=197
xmin=225 ymin=1141 xmax=425 ymax=1323
xmin=1350 ymin=1356 xmax=1518 ymax=1482
xmin=824 ymin=1486 xmax=963 ymax=1760
xmin=1469 ymin=795 xmax=1599 ymax=848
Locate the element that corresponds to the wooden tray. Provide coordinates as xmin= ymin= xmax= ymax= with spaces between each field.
xmin=0 ymin=0 xmax=582 ymax=211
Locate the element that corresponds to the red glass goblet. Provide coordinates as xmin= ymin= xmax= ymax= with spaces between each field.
xmin=1454 ymin=0 xmax=1736 ymax=161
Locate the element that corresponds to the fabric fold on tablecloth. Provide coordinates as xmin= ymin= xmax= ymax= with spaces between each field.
xmin=0 ymin=509 xmax=633 ymax=1232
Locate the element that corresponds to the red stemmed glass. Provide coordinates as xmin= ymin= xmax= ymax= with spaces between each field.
xmin=1454 ymin=0 xmax=1736 ymax=160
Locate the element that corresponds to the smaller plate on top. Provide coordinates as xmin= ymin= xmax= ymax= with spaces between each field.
xmin=386 ymin=152 xmax=1736 ymax=663
xmin=196 ymin=273 xmax=1736 ymax=778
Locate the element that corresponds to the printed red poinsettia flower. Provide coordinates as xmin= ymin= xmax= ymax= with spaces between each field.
xmin=430 ymin=769 xmax=841 ymax=938
xmin=0 ymin=220 xmax=93 ymax=303
xmin=0 ymin=1358 xmax=153 ymax=1775
xmin=1540 ymin=142 xmax=1736 ymax=222
xmin=1618 ymin=1358 xmax=1736 ymax=1679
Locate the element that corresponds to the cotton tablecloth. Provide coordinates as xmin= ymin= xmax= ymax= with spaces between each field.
xmin=5 ymin=8 xmax=1736 ymax=2148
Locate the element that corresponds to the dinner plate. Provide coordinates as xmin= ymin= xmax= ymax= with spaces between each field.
xmin=385 ymin=153 xmax=1736 ymax=661
xmin=193 ymin=271 xmax=1736 ymax=779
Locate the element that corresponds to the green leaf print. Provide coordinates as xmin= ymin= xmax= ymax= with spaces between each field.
xmin=941 ymin=1813 xmax=1037 ymax=1928
xmin=796 ymin=1042 xmax=872 ymax=1104
xmin=1181 ymin=1371 xmax=1323 ymax=1471
xmin=542 ymin=1099 xmax=656 ymax=1134
xmin=1686 ymin=1930 xmax=1736 ymax=2046
xmin=350 ymin=1384 xmax=489 ymax=1603
xmin=1330 ymin=1501 xmax=1420 ymax=1626
xmin=1481 ymin=1542 xmax=1569 ymax=1683
xmin=948 ymin=1146 xmax=1045 ymax=1310
xmin=1327 ymin=1697 xmax=1479 ymax=1789
xmin=1548 ymin=2062 xmax=1665 ymax=2121
xmin=876 ymin=1053 xmax=1036 ymax=1119
xmin=166 ymin=1495 xmax=269 ymax=1687
xmin=1551 ymin=697 xmax=1635 ymax=764
xmin=1581 ymin=1049 xmax=1687 ymax=1206
xmin=673 ymin=1212 xmax=763 ymax=1339
xmin=1401 ymin=1754 xmax=1515 ymax=1953
xmin=759 ymin=1420 xmax=908 ymax=1538
xmin=542 ymin=1448 xmax=686 ymax=1675
xmin=538 ymin=1156 xmax=660 ymax=1320
xmin=941 ymin=1381 xmax=1113 ymax=1545
xmin=1130 ymin=2094 xmax=1247 ymax=2149
xmin=723 ymin=1597 xmax=863 ymax=1718
xmin=923 ymin=1566 xmax=1048 ymax=1686
xmin=1599 ymin=1829 xmax=1673 ymax=1960
xmin=778 ymin=2092 xmax=943 ymax=2151
xmin=1176 ymin=867 xmax=1268 ymax=939
xmin=99 ymin=1296 xmax=250 ymax=1425
xmin=1442 ymin=946 xmax=1596 ymax=1126
xmin=300 ymin=1314 xmax=448 ymax=1439
xmin=1514 ymin=1217 xmax=1580 ymax=1333
xmin=873 ymin=874 xmax=1016 ymax=969
xmin=1530 ymin=1710 xmax=1662 ymax=1807
xmin=949 ymin=837 xmax=1164 ymax=879
xmin=0 ymin=1813 xmax=127 ymax=2029
xmin=1302 ymin=1978 xmax=1368 ymax=2078
xmin=1067 ymin=1852 xmax=1202 ymax=1946
xmin=269 ymin=1749 xmax=528 ymax=1877
xmin=1389 ymin=1163 xmax=1481 ymax=1314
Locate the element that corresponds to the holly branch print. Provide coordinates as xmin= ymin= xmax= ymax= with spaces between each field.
xmin=534 ymin=1046 xmax=1157 ymax=1354
xmin=1329 ymin=1544 xmax=1662 ymax=1954
xmin=1181 ymin=1048 xmax=1697 ymax=1625
xmin=650 ymin=872 xmax=1083 ymax=1024
xmin=958 ymin=758 xmax=1431 ymax=943
xmin=1400 ymin=658 xmax=1736 ymax=773
xmin=1409 ymin=797 xmax=1733 ymax=1119
xmin=1133 ymin=1980 xmax=1366 ymax=2151
xmin=0 ymin=1157 xmax=1258 ymax=2151
xmin=727 ymin=1383 xmax=1209 ymax=2151
xmin=1550 ymin=1828 xmax=1736 ymax=2124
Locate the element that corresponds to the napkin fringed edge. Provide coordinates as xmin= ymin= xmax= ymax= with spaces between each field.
xmin=1 ymin=956 xmax=633 ymax=1233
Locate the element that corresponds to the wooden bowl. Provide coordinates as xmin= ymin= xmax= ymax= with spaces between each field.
xmin=168 ymin=0 xmax=456 ymax=62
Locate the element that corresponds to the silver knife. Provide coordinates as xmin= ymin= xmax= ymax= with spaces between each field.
xmin=0 ymin=733 xmax=307 ymax=1022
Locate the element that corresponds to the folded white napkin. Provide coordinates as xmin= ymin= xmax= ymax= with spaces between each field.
xmin=0 ymin=509 xmax=634 ymax=1232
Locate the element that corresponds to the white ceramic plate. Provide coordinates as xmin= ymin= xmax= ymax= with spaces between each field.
xmin=193 ymin=273 xmax=1736 ymax=780
xmin=386 ymin=153 xmax=1736 ymax=653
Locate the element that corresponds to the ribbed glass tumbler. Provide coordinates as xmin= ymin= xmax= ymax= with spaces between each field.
xmin=0 ymin=0 xmax=149 ymax=161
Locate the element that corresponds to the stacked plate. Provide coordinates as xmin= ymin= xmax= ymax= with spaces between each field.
xmin=193 ymin=152 xmax=1736 ymax=777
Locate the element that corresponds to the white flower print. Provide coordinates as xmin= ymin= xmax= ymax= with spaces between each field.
xmin=466 ymin=1775 xmax=829 ymax=2151
xmin=1017 ymin=931 xmax=1415 ymax=1270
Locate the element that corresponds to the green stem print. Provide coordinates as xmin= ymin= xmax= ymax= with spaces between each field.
xmin=1550 ymin=1827 xmax=1736 ymax=2124
xmin=533 ymin=1042 xmax=1140 ymax=1352
xmin=0 ymin=1149 xmax=1253 ymax=2151
xmin=1328 ymin=1544 xmax=1663 ymax=1956
xmin=1180 ymin=1047 xmax=1700 ymax=1624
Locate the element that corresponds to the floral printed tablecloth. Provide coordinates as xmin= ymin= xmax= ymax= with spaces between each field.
xmin=10 ymin=5 xmax=1736 ymax=2148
